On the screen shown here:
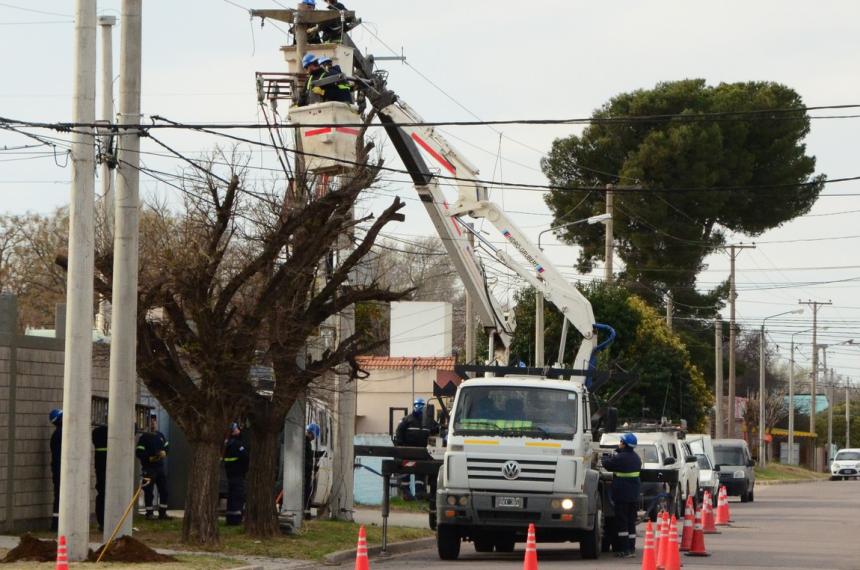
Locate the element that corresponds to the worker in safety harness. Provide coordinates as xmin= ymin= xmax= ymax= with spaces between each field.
xmin=602 ymin=432 xmax=642 ymax=558
xmin=315 ymin=56 xmax=353 ymax=103
xmin=300 ymin=53 xmax=327 ymax=106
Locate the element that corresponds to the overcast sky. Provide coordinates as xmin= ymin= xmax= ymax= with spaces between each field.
xmin=1 ymin=1 xmax=859 ymax=383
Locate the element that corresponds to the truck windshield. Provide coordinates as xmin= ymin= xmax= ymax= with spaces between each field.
xmin=453 ymin=386 xmax=577 ymax=439
xmin=714 ymin=447 xmax=745 ymax=466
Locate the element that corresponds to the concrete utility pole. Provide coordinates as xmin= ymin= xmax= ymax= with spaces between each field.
xmin=799 ymin=299 xmax=831 ymax=471
xmin=714 ymin=317 xmax=723 ymax=438
xmin=60 ymin=0 xmax=97 ymax=560
xmin=726 ymin=244 xmax=755 ymax=437
xmin=104 ymin=0 xmax=142 ymax=541
xmin=847 ymin=383 xmax=851 ymax=448
xmin=827 ymin=369 xmax=834 ymax=456
xmin=96 ymin=15 xmax=116 ymax=336
xmin=789 ymin=336 xmax=796 ymax=464
xmin=604 ymin=184 xmax=614 ymax=284
xmin=665 ymin=293 xmax=673 ymax=332
xmin=328 ymin=303 xmax=356 ymax=521
xmin=535 ymin=292 xmax=544 ymax=367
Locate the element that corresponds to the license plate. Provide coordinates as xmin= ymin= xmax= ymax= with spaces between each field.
xmin=495 ymin=496 xmax=523 ymax=508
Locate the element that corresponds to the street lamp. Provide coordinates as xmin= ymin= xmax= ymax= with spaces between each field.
xmin=534 ymin=213 xmax=611 ymax=367
xmin=537 ymin=213 xmax=611 ymax=251
xmin=760 ymin=309 xmax=803 ymax=466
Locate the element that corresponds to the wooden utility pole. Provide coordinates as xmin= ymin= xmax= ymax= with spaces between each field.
xmin=726 ymin=244 xmax=755 ymax=437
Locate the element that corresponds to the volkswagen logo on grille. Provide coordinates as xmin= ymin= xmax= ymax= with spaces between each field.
xmin=502 ymin=460 xmax=521 ymax=480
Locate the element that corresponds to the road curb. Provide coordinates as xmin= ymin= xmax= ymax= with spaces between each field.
xmin=756 ymin=478 xmax=827 ymax=486
xmin=322 ymin=537 xmax=436 ymax=566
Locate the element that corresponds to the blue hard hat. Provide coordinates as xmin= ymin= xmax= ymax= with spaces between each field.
xmin=317 ymin=56 xmax=333 ymax=65
xmin=230 ymin=422 xmax=240 ymax=432
xmin=301 ymin=0 xmax=316 ymax=6
xmin=413 ymin=398 xmax=426 ymax=413
xmin=302 ymin=53 xmax=318 ymax=68
xmin=621 ymin=433 xmax=637 ymax=447
xmin=49 ymin=409 xmax=63 ymax=424
xmin=306 ymin=422 xmax=321 ymax=439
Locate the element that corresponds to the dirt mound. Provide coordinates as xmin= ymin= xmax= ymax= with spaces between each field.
xmin=89 ymin=536 xmax=177 ymax=563
xmin=1 ymin=533 xmax=57 ymax=563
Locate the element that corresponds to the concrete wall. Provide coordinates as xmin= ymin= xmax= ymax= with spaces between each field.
xmin=355 ymin=368 xmax=436 ymax=435
xmin=0 ymin=295 xmax=111 ymax=532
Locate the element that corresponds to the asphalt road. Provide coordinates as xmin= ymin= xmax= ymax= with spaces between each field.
xmin=374 ymin=481 xmax=860 ymax=569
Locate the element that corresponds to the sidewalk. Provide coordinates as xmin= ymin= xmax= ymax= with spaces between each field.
xmin=353 ymin=508 xmax=430 ymax=529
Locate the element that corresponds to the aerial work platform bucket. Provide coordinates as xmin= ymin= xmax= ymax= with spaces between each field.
xmin=288 ymin=101 xmax=361 ymax=174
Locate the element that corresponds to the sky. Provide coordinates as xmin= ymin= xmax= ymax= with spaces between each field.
xmin=1 ymin=0 xmax=859 ymax=385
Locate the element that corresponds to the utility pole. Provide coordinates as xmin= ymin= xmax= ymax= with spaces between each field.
xmin=847 ymin=382 xmax=851 ymax=448
xmin=799 ymin=299 xmax=831 ymax=471
xmin=665 ymin=292 xmax=673 ymax=332
xmin=60 ymin=0 xmax=96 ymax=560
xmin=104 ymin=0 xmax=141 ymax=541
xmin=535 ymin=291 xmax=544 ymax=367
xmin=827 ymin=369 xmax=834 ymax=457
xmin=96 ymin=15 xmax=116 ymax=336
xmin=604 ymin=184 xmax=614 ymax=284
xmin=464 ymin=230 xmax=476 ymax=365
xmin=759 ymin=326 xmax=766 ymax=466
xmin=714 ymin=317 xmax=723 ymax=438
xmin=726 ymin=244 xmax=755 ymax=437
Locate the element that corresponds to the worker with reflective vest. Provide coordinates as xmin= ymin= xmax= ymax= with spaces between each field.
xmin=316 ymin=56 xmax=353 ymax=103
xmin=301 ymin=53 xmax=327 ymax=106
xmin=91 ymin=424 xmax=108 ymax=530
xmin=136 ymin=413 xmax=170 ymax=520
xmin=602 ymin=432 xmax=642 ymax=558
xmin=223 ymin=422 xmax=250 ymax=525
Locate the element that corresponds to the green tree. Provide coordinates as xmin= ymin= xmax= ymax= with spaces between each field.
xmin=816 ymin=400 xmax=860 ymax=451
xmin=542 ymin=79 xmax=824 ymax=310
xmin=509 ymin=284 xmax=712 ymax=430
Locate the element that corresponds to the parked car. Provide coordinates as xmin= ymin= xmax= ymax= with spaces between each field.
xmin=713 ymin=439 xmax=756 ymax=502
xmin=695 ymin=454 xmax=720 ymax=506
xmin=830 ymin=448 xmax=860 ymax=480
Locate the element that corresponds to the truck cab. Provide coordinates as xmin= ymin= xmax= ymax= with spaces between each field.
xmin=436 ymin=377 xmax=604 ymax=560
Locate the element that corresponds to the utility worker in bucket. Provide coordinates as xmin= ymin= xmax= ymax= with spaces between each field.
xmin=223 ymin=422 xmax=250 ymax=525
xmin=301 ymin=53 xmax=326 ymax=106
xmin=316 ymin=56 xmax=353 ymax=103
xmin=602 ymin=432 xmax=642 ymax=558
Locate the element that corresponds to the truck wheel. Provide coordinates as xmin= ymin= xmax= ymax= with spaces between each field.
xmin=580 ymin=495 xmax=602 ymax=560
xmin=494 ymin=533 xmax=516 ymax=553
xmin=473 ymin=536 xmax=494 ymax=553
xmin=437 ymin=525 xmax=461 ymax=560
xmin=748 ymin=488 xmax=754 ymax=502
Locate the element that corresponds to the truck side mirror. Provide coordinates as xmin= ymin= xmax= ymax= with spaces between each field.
xmin=423 ymin=404 xmax=436 ymax=429
xmin=605 ymin=407 xmax=618 ymax=433
xmin=747 ymin=459 xmax=755 ymax=467
xmin=686 ymin=455 xmax=698 ymax=463
xmin=714 ymin=465 xmax=721 ymax=472
xmin=663 ymin=457 xmax=677 ymax=466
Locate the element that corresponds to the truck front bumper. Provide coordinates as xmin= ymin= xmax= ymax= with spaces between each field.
xmin=436 ymin=490 xmax=591 ymax=531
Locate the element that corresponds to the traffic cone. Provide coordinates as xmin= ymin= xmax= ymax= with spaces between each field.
xmin=680 ymin=496 xmax=694 ymax=551
xmin=684 ymin=508 xmax=710 ymax=557
xmin=656 ymin=511 xmax=670 ymax=570
xmin=523 ymin=523 xmax=538 ymax=570
xmin=663 ymin=515 xmax=681 ymax=570
xmin=55 ymin=535 xmax=69 ymax=570
xmin=715 ymin=486 xmax=730 ymax=526
xmin=641 ymin=521 xmax=657 ymax=570
xmin=354 ymin=525 xmax=370 ymax=570
xmin=702 ymin=491 xmax=720 ymax=534
xmin=720 ymin=485 xmax=735 ymax=523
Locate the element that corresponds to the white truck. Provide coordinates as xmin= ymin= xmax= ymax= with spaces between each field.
xmin=251 ymin=10 xmax=620 ymax=560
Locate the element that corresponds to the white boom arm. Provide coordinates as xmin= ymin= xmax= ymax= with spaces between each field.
xmin=377 ymin=100 xmax=597 ymax=376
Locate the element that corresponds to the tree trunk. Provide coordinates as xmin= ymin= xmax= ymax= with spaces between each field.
xmin=244 ymin=422 xmax=282 ymax=538
xmin=182 ymin=438 xmax=223 ymax=546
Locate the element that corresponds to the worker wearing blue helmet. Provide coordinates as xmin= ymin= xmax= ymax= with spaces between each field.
xmin=602 ymin=432 xmax=642 ymax=558
xmin=394 ymin=398 xmax=438 ymax=447
xmin=300 ymin=53 xmax=326 ymax=106
xmin=304 ymin=423 xmax=322 ymax=516
xmin=48 ymin=408 xmax=63 ymax=530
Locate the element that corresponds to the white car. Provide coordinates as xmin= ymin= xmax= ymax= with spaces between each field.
xmin=830 ymin=448 xmax=860 ymax=480
xmin=695 ymin=454 xmax=720 ymax=505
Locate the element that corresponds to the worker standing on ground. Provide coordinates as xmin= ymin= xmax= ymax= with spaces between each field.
xmin=48 ymin=408 xmax=62 ymax=531
xmin=304 ymin=423 xmax=321 ymax=518
xmin=136 ymin=413 xmax=171 ymax=520
xmin=92 ymin=423 xmax=108 ymax=531
xmin=602 ymin=432 xmax=642 ymax=558
xmin=223 ymin=422 xmax=250 ymax=525
xmin=394 ymin=398 xmax=438 ymax=447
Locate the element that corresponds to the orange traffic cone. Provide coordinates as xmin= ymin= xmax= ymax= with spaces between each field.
xmin=684 ymin=507 xmax=710 ymax=557
xmin=702 ymin=491 xmax=720 ymax=534
xmin=663 ymin=515 xmax=681 ymax=570
xmin=720 ymin=485 xmax=735 ymax=523
xmin=680 ymin=496 xmax=694 ymax=551
xmin=55 ymin=535 xmax=69 ymax=570
xmin=715 ymin=486 xmax=730 ymax=526
xmin=656 ymin=511 xmax=670 ymax=570
xmin=641 ymin=521 xmax=657 ymax=570
xmin=523 ymin=523 xmax=538 ymax=570
xmin=355 ymin=525 xmax=370 ymax=570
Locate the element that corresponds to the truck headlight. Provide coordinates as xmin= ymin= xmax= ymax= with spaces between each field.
xmin=458 ymin=496 xmax=469 ymax=506
xmin=733 ymin=470 xmax=745 ymax=479
xmin=561 ymin=498 xmax=574 ymax=510
xmin=446 ymin=495 xmax=458 ymax=506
